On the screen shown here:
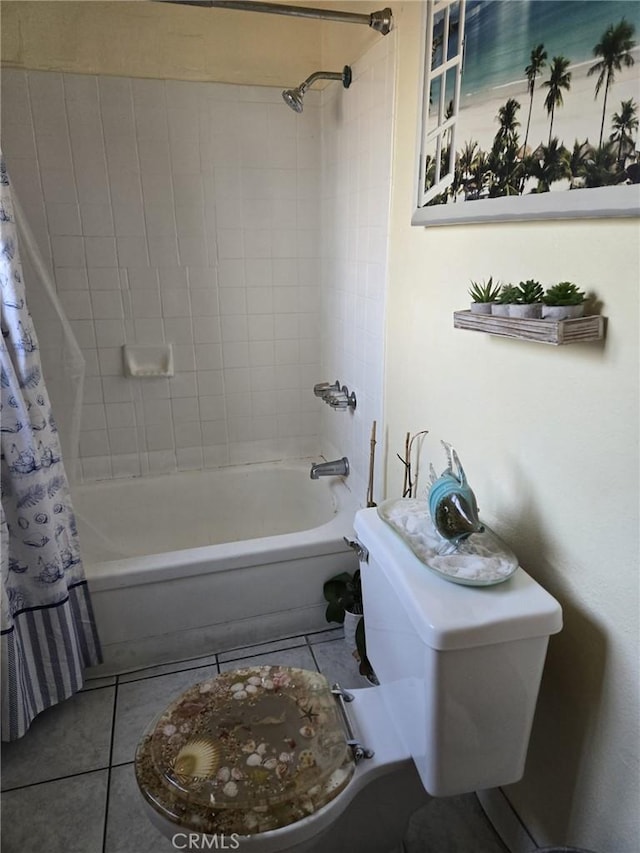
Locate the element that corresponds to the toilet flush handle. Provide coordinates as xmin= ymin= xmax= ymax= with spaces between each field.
xmin=344 ymin=537 xmax=368 ymax=562
xmin=332 ymin=683 xmax=375 ymax=762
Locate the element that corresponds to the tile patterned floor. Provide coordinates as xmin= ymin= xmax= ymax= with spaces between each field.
xmin=1 ymin=629 xmax=508 ymax=853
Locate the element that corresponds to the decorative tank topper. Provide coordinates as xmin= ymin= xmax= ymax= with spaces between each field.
xmin=428 ymin=442 xmax=484 ymax=547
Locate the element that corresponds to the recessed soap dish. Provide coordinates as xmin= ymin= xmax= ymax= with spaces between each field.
xmin=123 ymin=344 xmax=174 ymax=378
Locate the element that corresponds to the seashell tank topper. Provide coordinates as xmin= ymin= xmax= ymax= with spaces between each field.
xmin=428 ymin=442 xmax=484 ymax=545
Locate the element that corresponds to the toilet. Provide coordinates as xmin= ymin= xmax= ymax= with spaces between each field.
xmin=135 ymin=507 xmax=562 ymax=853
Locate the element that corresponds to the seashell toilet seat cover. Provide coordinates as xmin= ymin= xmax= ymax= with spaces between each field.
xmin=135 ymin=666 xmax=355 ymax=836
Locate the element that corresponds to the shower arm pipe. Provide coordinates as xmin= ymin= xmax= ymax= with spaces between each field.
xmin=158 ymin=0 xmax=393 ymax=35
xmin=300 ymin=69 xmax=343 ymax=89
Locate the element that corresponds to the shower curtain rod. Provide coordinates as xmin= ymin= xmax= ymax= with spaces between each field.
xmin=158 ymin=0 xmax=393 ymax=35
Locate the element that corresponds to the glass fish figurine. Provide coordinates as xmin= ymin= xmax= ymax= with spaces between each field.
xmin=428 ymin=442 xmax=484 ymax=547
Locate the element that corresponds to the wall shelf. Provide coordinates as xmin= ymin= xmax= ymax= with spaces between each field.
xmin=453 ymin=311 xmax=606 ymax=346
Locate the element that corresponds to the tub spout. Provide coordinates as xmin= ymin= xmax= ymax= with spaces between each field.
xmin=310 ymin=457 xmax=349 ymax=479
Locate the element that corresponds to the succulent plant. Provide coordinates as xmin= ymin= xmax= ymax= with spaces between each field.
xmin=542 ymin=281 xmax=586 ymax=306
xmin=469 ymin=276 xmax=502 ymax=303
xmin=495 ymin=284 xmax=520 ymax=304
xmin=517 ymin=279 xmax=544 ymax=304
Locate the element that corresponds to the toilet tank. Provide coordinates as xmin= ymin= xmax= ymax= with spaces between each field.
xmin=353 ymin=508 xmax=562 ymax=797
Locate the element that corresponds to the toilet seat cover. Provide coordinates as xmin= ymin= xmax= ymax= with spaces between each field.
xmin=135 ymin=666 xmax=355 ymax=836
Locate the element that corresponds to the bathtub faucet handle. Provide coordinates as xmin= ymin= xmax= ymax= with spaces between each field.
xmin=314 ymin=380 xmax=340 ymax=397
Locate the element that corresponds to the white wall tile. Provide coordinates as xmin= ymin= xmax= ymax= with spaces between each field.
xmin=88 ymin=268 xmax=120 ymax=290
xmin=69 ymin=319 xmax=96 ymax=348
xmin=7 ymin=67 xmax=375 ymax=481
xmin=47 ymin=203 xmax=82 ymax=236
xmin=59 ymin=290 xmax=92 ymax=320
xmin=91 ymin=291 xmax=124 ymax=319
xmin=169 ymin=372 xmax=198 ymax=399
xmin=80 ymin=203 xmax=114 ymax=237
xmin=85 ymin=236 xmax=118 ymax=268
xmin=148 ymin=236 xmax=179 ymax=267
xmin=193 ymin=317 xmax=221 ymax=344
xmin=51 ymin=235 xmax=85 ymax=267
xmin=134 ymin=318 xmax=165 ymax=344
xmin=105 ymin=402 xmax=136 ymax=429
xmin=127 ymin=268 xmax=158 ymax=290
xmin=116 ymin=237 xmax=149 ymax=267
xmin=190 ymin=289 xmax=219 ymax=316
xmin=164 ymin=318 xmax=194 ymax=344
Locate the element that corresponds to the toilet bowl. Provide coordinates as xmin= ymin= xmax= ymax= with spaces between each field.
xmin=136 ymin=667 xmax=428 ymax=853
xmin=136 ymin=507 xmax=562 ymax=852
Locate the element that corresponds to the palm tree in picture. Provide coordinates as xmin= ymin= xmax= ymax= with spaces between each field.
xmin=523 ymin=44 xmax=547 ymax=153
xmin=528 ymin=138 xmax=570 ymax=193
xmin=568 ymin=139 xmax=592 ymax=189
xmin=495 ymin=98 xmax=521 ymax=147
xmin=610 ymin=98 xmax=638 ymax=165
xmin=458 ymin=139 xmax=480 ymax=198
xmin=488 ymin=136 xmax=522 ymax=197
xmin=584 ymin=141 xmax=626 ymax=187
xmin=588 ymin=19 xmax=636 ymax=147
xmin=468 ymin=151 xmax=491 ymax=200
xmin=543 ymin=56 xmax=572 ymax=146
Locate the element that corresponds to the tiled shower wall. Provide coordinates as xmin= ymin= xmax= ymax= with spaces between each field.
xmin=1 ymin=70 xmax=324 ymax=480
xmin=1 ymin=33 xmax=395 ymax=490
xmin=320 ymin=34 xmax=395 ymax=505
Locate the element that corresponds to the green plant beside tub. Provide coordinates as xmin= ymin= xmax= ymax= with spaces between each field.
xmin=323 ymin=570 xmax=375 ymax=680
xmin=323 ymin=570 xmax=363 ymax=622
xmin=542 ymin=281 xmax=587 ymax=319
xmin=491 ymin=283 xmax=519 ymax=316
xmin=469 ymin=277 xmax=502 ymax=314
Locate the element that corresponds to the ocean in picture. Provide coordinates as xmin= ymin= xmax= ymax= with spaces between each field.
xmin=461 ymin=0 xmax=640 ymax=99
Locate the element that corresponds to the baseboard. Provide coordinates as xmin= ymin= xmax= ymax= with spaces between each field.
xmin=477 ymin=788 xmax=538 ymax=853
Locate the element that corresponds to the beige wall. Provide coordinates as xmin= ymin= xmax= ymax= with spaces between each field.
xmin=386 ymin=3 xmax=639 ymax=851
xmin=0 ymin=0 xmax=377 ymax=86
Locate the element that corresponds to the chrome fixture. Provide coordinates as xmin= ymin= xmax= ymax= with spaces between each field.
xmin=310 ymin=457 xmax=350 ymax=479
xmin=331 ymin=683 xmax=375 ymax=762
xmin=283 ymin=66 xmax=351 ymax=113
xmin=313 ymin=380 xmax=356 ymax=411
xmin=159 ymin=2 xmax=394 ymax=36
xmin=344 ymin=536 xmax=369 ymax=563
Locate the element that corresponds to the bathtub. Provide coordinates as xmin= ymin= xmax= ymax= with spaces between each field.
xmin=75 ymin=461 xmax=359 ymax=675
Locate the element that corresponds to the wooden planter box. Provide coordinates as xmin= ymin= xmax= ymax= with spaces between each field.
xmin=453 ymin=310 xmax=605 ymax=346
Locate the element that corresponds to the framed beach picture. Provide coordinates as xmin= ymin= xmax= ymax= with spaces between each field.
xmin=412 ymin=0 xmax=640 ymax=227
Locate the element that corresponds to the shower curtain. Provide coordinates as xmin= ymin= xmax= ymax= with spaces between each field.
xmin=0 ymin=154 xmax=102 ymax=741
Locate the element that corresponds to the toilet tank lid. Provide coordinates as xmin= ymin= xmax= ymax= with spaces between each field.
xmin=354 ymin=508 xmax=562 ymax=651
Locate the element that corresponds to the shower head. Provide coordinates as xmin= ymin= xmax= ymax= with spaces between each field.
xmin=282 ymin=66 xmax=352 ymax=113
xmin=282 ymin=85 xmax=306 ymax=113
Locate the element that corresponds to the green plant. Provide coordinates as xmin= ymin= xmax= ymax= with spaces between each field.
xmin=469 ymin=276 xmax=502 ymax=303
xmin=517 ymin=279 xmax=544 ymax=304
xmin=323 ymin=570 xmax=363 ymax=622
xmin=495 ymin=284 xmax=520 ymax=304
xmin=323 ymin=570 xmax=375 ymax=681
xmin=542 ymin=281 xmax=586 ymax=306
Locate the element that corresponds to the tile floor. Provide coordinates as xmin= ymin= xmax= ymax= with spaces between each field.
xmin=1 ymin=629 xmax=509 ymax=853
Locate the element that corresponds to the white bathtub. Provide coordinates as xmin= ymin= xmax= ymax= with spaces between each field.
xmin=75 ymin=461 xmax=359 ymax=675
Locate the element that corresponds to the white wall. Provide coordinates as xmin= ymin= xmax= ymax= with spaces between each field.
xmin=1 ymin=69 xmax=325 ymax=480
xmin=385 ymin=4 xmax=639 ymax=852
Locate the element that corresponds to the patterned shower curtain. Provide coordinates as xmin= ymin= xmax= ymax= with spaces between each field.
xmin=1 ymin=154 xmax=102 ymax=741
